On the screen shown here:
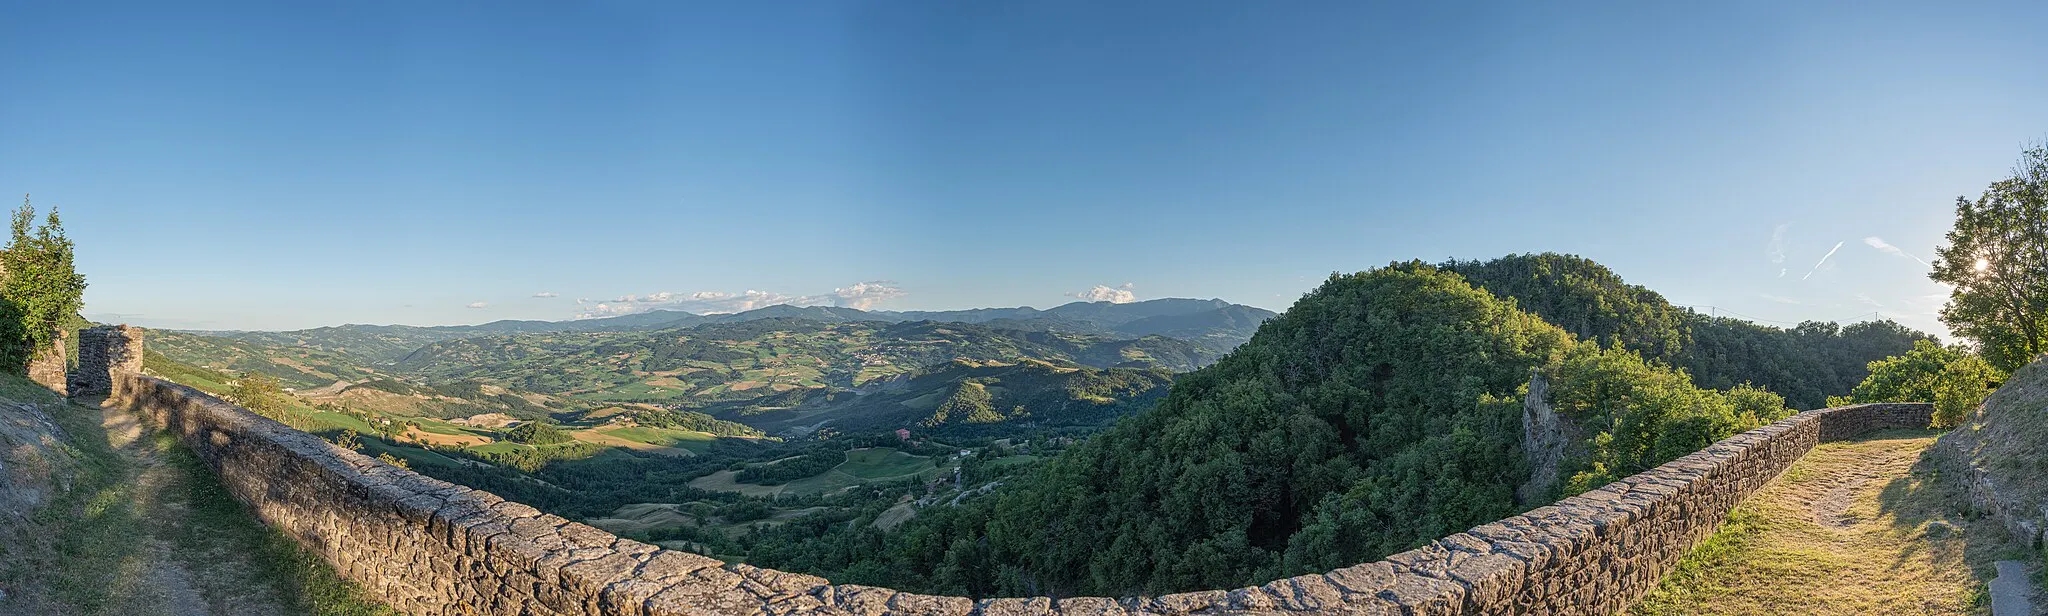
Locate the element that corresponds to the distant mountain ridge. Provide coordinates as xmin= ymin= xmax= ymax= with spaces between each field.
xmin=197 ymin=298 xmax=1277 ymax=364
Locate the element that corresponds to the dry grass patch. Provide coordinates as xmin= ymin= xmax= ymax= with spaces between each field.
xmin=399 ymin=426 xmax=490 ymax=447
xmin=570 ymin=429 xmax=697 ymax=457
xmin=587 ymin=503 xmax=699 ymax=536
xmin=1633 ymin=430 xmax=2013 ymax=615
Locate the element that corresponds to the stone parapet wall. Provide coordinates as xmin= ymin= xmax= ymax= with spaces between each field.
xmin=93 ymin=327 xmax=1932 ymax=615
xmin=106 ymin=373 xmax=982 ymax=616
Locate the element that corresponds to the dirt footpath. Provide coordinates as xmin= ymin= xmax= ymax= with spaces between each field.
xmin=0 ymin=393 xmax=383 ymax=616
xmin=1633 ymin=430 xmax=2037 ymax=615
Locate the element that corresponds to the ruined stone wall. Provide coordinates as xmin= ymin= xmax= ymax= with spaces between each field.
xmin=89 ymin=328 xmax=1933 ymax=615
xmin=26 ymin=332 xmax=67 ymax=395
xmin=71 ymin=325 xmax=140 ymax=397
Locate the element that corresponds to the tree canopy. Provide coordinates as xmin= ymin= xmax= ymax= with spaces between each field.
xmin=1446 ymin=253 xmax=1929 ymax=410
xmin=1831 ymin=339 xmax=2003 ymax=428
xmin=1442 ymin=253 xmax=1692 ymax=364
xmin=0 ymin=196 xmax=87 ymax=372
xmin=228 ymin=372 xmax=290 ymax=419
xmin=1679 ymin=317 xmax=1931 ymax=410
xmin=1931 ymin=145 xmax=2048 ymax=372
xmin=504 ymin=421 xmax=572 ymax=445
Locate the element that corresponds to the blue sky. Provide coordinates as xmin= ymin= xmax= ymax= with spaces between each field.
xmin=3 ymin=1 xmax=2043 ymax=334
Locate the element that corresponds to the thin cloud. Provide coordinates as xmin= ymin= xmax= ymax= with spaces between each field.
xmin=1768 ymin=223 xmax=1791 ymax=278
xmin=1069 ymin=283 xmax=1137 ymax=304
xmin=575 ymin=282 xmax=907 ymax=318
xmin=1760 ymin=294 xmax=1802 ymax=305
xmin=466 ymin=301 xmax=488 ymax=309
xmin=532 ymin=291 xmax=560 ymax=298
xmin=1862 ymin=237 xmax=1930 ymax=267
xmin=1801 ymin=241 xmax=1844 ymax=281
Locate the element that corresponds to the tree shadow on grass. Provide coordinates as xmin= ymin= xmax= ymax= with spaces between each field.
xmin=1873 ymin=428 xmax=2027 ymax=607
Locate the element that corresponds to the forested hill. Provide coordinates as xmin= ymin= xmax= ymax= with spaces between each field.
xmin=745 ymin=257 xmax=1933 ymax=598
xmin=1443 ymin=253 xmax=1930 ymax=409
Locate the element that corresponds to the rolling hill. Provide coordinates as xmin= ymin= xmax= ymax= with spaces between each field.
xmin=386 ymin=318 xmax=1208 ymax=420
xmin=195 ymin=298 xmax=1278 ymax=366
xmin=691 ymin=358 xmax=1176 ymax=436
xmin=153 ymin=299 xmax=1264 ymax=441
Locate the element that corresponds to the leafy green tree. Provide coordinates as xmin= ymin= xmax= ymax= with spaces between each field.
xmin=229 ymin=372 xmax=290 ymax=420
xmin=376 ymin=452 xmax=412 ymax=470
xmin=1549 ymin=344 xmax=1790 ymax=494
xmin=1931 ymin=146 xmax=2048 ymax=372
xmin=0 ymin=196 xmax=87 ymax=372
xmin=1830 ymin=340 xmax=2003 ymax=428
xmin=505 ymin=421 xmax=572 ymax=445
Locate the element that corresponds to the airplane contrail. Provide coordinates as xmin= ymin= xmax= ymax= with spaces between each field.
xmin=1802 ymin=241 xmax=1845 ymax=281
xmin=1864 ymin=236 xmax=1930 ymax=267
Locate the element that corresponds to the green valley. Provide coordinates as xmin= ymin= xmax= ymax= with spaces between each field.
xmin=134 ymin=260 xmax=1945 ymax=601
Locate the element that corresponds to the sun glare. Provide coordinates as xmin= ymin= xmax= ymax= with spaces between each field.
xmin=1974 ymin=258 xmax=1991 ymax=272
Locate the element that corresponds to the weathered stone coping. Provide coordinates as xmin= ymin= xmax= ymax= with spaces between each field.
xmin=104 ymin=370 xmax=1930 ymax=615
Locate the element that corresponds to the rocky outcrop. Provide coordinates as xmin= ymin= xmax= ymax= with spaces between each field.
xmin=1517 ymin=370 xmax=1569 ymax=503
xmin=87 ymin=327 xmax=1934 ymax=615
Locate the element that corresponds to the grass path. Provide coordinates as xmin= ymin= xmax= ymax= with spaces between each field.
xmin=1633 ymin=430 xmax=2032 ymax=615
xmin=5 ymin=393 xmax=394 ymax=616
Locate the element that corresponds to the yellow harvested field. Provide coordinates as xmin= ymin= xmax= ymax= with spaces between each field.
xmin=453 ymin=413 xmax=519 ymax=429
xmin=401 ymin=425 xmax=491 ymax=447
xmin=571 ymin=429 xmax=696 ymax=457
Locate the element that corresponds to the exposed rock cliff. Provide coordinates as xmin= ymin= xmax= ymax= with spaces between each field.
xmin=1517 ymin=370 xmax=1573 ymax=503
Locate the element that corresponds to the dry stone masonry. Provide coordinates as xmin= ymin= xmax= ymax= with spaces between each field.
xmin=72 ymin=324 xmax=141 ymax=397
xmin=83 ymin=328 xmax=1934 ymax=615
xmin=26 ymin=330 xmax=67 ymax=394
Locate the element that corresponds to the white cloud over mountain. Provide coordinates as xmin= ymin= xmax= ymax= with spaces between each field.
xmin=832 ymin=281 xmax=907 ymax=310
xmin=1069 ymin=283 xmax=1137 ymax=304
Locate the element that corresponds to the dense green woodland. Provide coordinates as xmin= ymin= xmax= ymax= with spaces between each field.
xmin=1444 ymin=254 xmax=1932 ymax=410
xmin=737 ymin=257 xmax=1929 ymax=597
